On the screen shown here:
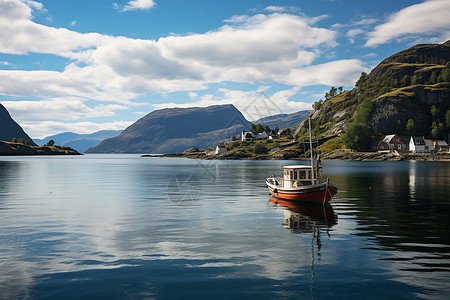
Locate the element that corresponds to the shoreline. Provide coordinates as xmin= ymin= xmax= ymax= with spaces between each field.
xmin=0 ymin=141 xmax=82 ymax=156
xmin=142 ymin=150 xmax=450 ymax=161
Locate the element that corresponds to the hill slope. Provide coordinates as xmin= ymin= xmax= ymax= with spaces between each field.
xmin=86 ymin=104 xmax=252 ymax=154
xmin=298 ymin=40 xmax=450 ymax=141
xmin=34 ymin=130 xmax=122 ymax=153
xmin=0 ymin=103 xmax=36 ymax=145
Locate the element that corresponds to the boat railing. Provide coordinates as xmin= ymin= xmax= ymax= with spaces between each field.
xmin=266 ymin=177 xmax=284 ymax=187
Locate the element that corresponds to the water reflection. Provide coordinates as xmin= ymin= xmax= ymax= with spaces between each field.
xmin=1 ymin=158 xmax=449 ymax=299
xmin=268 ymin=197 xmax=337 ymax=233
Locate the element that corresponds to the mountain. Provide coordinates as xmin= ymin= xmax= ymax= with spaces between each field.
xmin=255 ymin=110 xmax=310 ymax=130
xmin=86 ymin=104 xmax=252 ymax=154
xmin=34 ymin=130 xmax=122 ymax=153
xmin=0 ymin=103 xmax=36 ymax=145
xmin=297 ymin=40 xmax=450 ymax=140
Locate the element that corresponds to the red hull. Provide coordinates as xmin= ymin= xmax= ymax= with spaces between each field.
xmin=267 ymin=182 xmax=337 ymax=203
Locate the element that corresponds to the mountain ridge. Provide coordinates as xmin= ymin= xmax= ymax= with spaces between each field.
xmin=0 ymin=103 xmax=36 ymax=145
xmin=86 ymin=104 xmax=253 ymax=154
xmin=34 ymin=130 xmax=122 ymax=153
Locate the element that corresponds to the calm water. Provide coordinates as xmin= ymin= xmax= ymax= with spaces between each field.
xmin=0 ymin=155 xmax=449 ymax=299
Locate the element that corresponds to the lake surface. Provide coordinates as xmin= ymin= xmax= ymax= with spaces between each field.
xmin=0 ymin=155 xmax=449 ymax=299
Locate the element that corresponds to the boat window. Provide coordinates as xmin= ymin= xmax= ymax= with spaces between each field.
xmin=299 ymin=171 xmax=306 ymax=179
xmin=293 ymin=171 xmax=297 ymax=180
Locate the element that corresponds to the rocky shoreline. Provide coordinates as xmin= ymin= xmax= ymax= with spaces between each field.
xmin=0 ymin=141 xmax=82 ymax=156
xmin=142 ymin=149 xmax=450 ymax=161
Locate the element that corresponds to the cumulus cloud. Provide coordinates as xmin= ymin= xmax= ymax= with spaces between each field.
xmin=0 ymin=0 xmax=366 ymax=134
xmin=1 ymin=98 xmax=127 ymax=121
xmin=0 ymin=3 xmax=343 ymax=100
xmin=283 ymin=59 xmax=365 ymax=87
xmin=121 ymin=0 xmax=156 ymax=12
xmin=365 ymin=0 xmax=450 ymax=47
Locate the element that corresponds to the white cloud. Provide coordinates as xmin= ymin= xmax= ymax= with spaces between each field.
xmin=0 ymin=5 xmax=342 ymax=100
xmin=1 ymin=98 xmax=128 ymax=121
xmin=0 ymin=0 xmax=366 ymax=136
xmin=122 ymin=0 xmax=156 ymax=12
xmin=283 ymin=59 xmax=366 ymax=87
xmin=354 ymin=18 xmax=377 ymax=26
xmin=346 ymin=28 xmax=365 ymax=38
xmin=21 ymin=121 xmax=131 ymax=139
xmin=365 ymin=0 xmax=450 ymax=47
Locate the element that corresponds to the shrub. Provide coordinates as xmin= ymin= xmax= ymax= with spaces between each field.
xmin=253 ymin=142 xmax=268 ymax=154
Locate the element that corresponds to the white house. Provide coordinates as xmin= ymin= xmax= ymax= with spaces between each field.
xmin=215 ymin=145 xmax=227 ymax=155
xmin=409 ymin=136 xmax=433 ymax=152
xmin=241 ymin=131 xmax=254 ymax=141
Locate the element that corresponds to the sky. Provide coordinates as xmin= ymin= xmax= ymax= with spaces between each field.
xmin=0 ymin=0 xmax=449 ymax=139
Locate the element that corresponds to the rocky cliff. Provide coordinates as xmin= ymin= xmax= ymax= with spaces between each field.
xmin=299 ymin=41 xmax=450 ymax=139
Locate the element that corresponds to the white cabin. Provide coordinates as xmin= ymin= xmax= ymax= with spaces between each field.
xmin=282 ymin=165 xmax=317 ymax=188
xmin=215 ymin=145 xmax=227 ymax=155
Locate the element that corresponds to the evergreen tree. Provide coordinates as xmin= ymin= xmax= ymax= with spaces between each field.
xmin=341 ymin=124 xmax=373 ymax=151
xmin=355 ymin=72 xmax=368 ymax=88
xmin=400 ymin=75 xmax=411 ymax=87
xmin=429 ymin=72 xmax=438 ymax=84
xmin=406 ymin=119 xmax=416 ymax=136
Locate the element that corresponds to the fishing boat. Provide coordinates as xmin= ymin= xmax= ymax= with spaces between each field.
xmin=265 ymin=117 xmax=338 ymax=204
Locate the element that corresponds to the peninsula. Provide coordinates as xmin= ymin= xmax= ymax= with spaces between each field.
xmin=0 ymin=140 xmax=81 ymax=156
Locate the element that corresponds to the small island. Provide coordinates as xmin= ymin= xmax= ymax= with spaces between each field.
xmin=0 ymin=140 xmax=82 ymax=156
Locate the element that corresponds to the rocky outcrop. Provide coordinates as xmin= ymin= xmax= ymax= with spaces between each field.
xmin=299 ymin=41 xmax=450 ymax=137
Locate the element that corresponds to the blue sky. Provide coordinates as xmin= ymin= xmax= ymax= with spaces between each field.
xmin=0 ymin=0 xmax=449 ymax=138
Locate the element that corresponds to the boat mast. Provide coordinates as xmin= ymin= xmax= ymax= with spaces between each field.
xmin=308 ymin=115 xmax=315 ymax=184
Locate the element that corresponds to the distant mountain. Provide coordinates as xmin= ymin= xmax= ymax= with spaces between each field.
xmin=34 ymin=130 xmax=122 ymax=153
xmin=0 ymin=103 xmax=36 ymax=145
xmin=255 ymin=110 xmax=310 ymax=130
xmin=86 ymin=104 xmax=252 ymax=154
xmin=297 ymin=40 xmax=450 ymax=140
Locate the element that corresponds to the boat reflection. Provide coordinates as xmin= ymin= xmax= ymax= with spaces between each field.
xmin=269 ymin=197 xmax=337 ymax=233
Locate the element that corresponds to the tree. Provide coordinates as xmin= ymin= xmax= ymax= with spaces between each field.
xmin=12 ymin=137 xmax=17 ymax=143
xmin=356 ymin=72 xmax=368 ymax=88
xmin=429 ymin=72 xmax=438 ymax=84
xmin=406 ymin=119 xmax=416 ymax=136
xmin=274 ymin=125 xmax=280 ymax=134
xmin=430 ymin=105 xmax=439 ymax=118
xmin=253 ymin=142 xmax=268 ymax=154
xmin=312 ymin=99 xmax=323 ymax=110
xmin=411 ymin=75 xmax=419 ymax=85
xmin=46 ymin=140 xmax=55 ymax=147
xmin=341 ymin=124 xmax=373 ymax=151
xmin=325 ymin=86 xmax=338 ymax=100
xmin=400 ymin=75 xmax=411 ymax=87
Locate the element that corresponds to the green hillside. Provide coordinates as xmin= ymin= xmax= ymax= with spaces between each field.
xmin=296 ymin=40 xmax=450 ymax=150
